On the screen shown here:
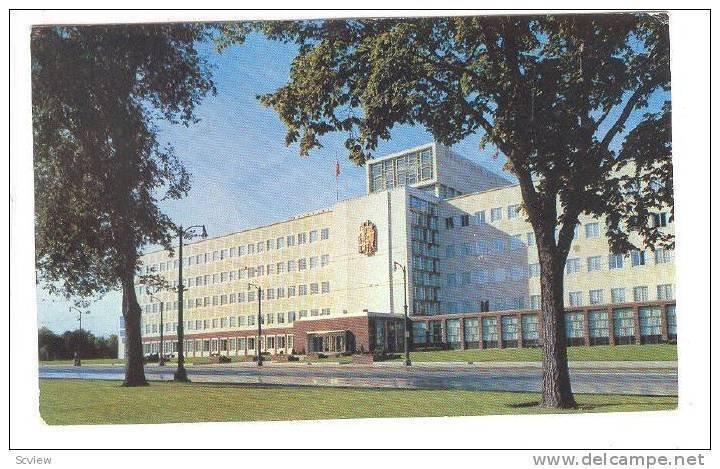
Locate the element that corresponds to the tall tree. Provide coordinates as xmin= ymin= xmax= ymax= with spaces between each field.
xmin=221 ymin=14 xmax=672 ymax=408
xmin=32 ymin=24 xmax=215 ymax=386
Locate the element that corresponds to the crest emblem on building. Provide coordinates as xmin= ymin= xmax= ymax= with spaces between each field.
xmin=358 ymin=220 xmax=377 ymax=256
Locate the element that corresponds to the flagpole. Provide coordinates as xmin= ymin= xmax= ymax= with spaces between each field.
xmin=335 ymin=155 xmax=340 ymax=202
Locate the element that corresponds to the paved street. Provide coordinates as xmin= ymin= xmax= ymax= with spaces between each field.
xmin=39 ymin=362 xmax=677 ymax=396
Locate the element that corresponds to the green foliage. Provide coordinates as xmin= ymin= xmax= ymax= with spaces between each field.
xmin=224 ymin=14 xmax=672 ymax=256
xmin=38 ymin=327 xmax=118 ymax=361
xmin=32 ymin=24 xmax=216 ymax=298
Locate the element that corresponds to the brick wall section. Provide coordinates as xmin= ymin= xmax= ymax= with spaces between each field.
xmin=291 ymin=315 xmax=371 ymax=354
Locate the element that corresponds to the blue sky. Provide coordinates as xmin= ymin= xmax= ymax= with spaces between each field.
xmin=36 ymin=30 xmax=668 ymax=337
xmin=35 ymin=32 xmax=511 ymax=336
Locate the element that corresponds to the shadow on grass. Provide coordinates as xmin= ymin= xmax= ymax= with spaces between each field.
xmin=507 ymin=398 xmax=677 ymax=412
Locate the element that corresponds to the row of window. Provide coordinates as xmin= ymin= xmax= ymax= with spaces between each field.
xmin=142 ymin=281 xmax=332 ymax=314
xmin=438 ymin=284 xmax=673 ymax=315
xmin=142 ymin=228 xmax=331 ymax=274
xmin=137 ymin=255 xmax=331 ymax=296
xmin=142 ymin=308 xmax=334 ymax=335
xmin=567 ymin=284 xmax=674 ymax=307
xmin=143 ymin=334 xmax=295 ymax=354
xmin=413 ymin=305 xmax=676 ymax=346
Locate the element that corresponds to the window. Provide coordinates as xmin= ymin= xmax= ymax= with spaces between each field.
xmin=256 ymin=242 xmax=264 ymax=253
xmin=298 ymin=258 xmax=307 ymax=270
xmin=266 ymin=264 xmax=275 ymax=275
xmin=501 ymin=316 xmax=519 ymax=347
xmin=588 ymin=310 xmax=609 ymax=344
xmin=482 ymin=317 xmax=498 ymax=347
xmin=298 ymin=285 xmax=307 ymax=296
xmin=633 ymin=286 xmax=649 ymax=302
xmin=321 ymin=308 xmax=330 ymax=316
xmin=247 ymin=243 xmax=255 ymax=255
xmin=287 ymin=286 xmax=296 ymax=297
xmin=569 ymin=291 xmax=583 ymax=307
xmin=608 ymin=254 xmax=624 ymax=269
xmin=286 ymin=235 xmax=296 ymax=246
xmin=445 ymin=245 xmax=455 ymax=259
xmin=277 ymin=262 xmax=285 ymax=274
xmin=446 ymin=319 xmax=461 ymax=346
xmin=288 ymin=311 xmax=296 ymax=323
xmin=239 ymin=245 xmax=246 ymax=256
xmin=565 ymin=312 xmax=585 ymax=345
xmin=510 ymin=235 xmax=523 ymax=250
xmin=309 ymin=257 xmax=319 ymax=269
xmin=445 ymin=217 xmax=454 ymax=229
xmin=277 ymin=312 xmax=285 ymax=323
xmin=613 ymin=308 xmax=635 ymax=344
xmin=474 ymin=211 xmax=486 ymax=225
xmin=526 ymin=231 xmax=536 ymax=246
xmin=530 ymin=295 xmax=540 ymax=310
xmin=256 ymin=265 xmax=265 ymax=276
xmin=310 ymin=283 xmax=319 ymax=295
xmin=507 ymin=204 xmax=520 ymax=219
xmin=585 ymin=222 xmax=600 ymax=238
xmin=321 ymin=254 xmax=330 ymax=266
xmin=311 ymin=309 xmax=319 ymax=317
xmin=655 ymin=249 xmax=673 ymax=264
xmin=566 ymin=258 xmax=581 ymax=274
xmin=666 ymin=305 xmax=677 ymax=340
xmin=287 ymin=260 xmax=296 ymax=272
xmin=611 ymin=288 xmax=626 ymax=303
xmin=652 ymin=212 xmax=668 ymax=228
xmin=460 ymin=214 xmax=470 ymax=227
xmin=657 ymin=284 xmax=674 ymax=300
xmin=321 ymin=281 xmax=330 ymax=294
xmin=528 ymin=263 xmax=540 ymax=278
xmin=321 ymin=228 xmax=330 ymax=240
xmin=639 ymin=306 xmax=662 ymax=343
xmin=276 ymin=237 xmax=285 ymax=249
xmin=266 ymin=289 xmax=275 ymax=300
xmin=490 ymin=207 xmax=502 ymax=222
xmin=299 ymin=310 xmax=308 ymax=318
xmin=631 ymin=250 xmax=646 ymax=267
xmin=589 ymin=289 xmax=604 ymax=305
xmin=309 ymin=230 xmax=318 ymax=243
xmin=412 ymin=322 xmax=428 ymax=345
xmin=587 ymin=256 xmax=602 ymax=272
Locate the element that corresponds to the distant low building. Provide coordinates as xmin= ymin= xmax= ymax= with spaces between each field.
xmin=130 ymin=142 xmax=675 ymax=357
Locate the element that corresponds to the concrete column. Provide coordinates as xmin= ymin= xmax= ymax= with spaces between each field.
xmin=478 ymin=315 xmax=485 ymax=349
xmin=660 ymin=304 xmax=669 ymax=342
xmin=516 ymin=313 xmax=524 ymax=348
xmin=633 ymin=306 xmax=641 ymax=345
xmin=497 ymin=315 xmax=504 ymax=349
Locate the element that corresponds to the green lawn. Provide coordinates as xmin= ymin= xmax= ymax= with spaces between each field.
xmin=39 ymin=379 xmax=677 ymax=425
xmin=38 ymin=345 xmax=677 ymax=367
xmin=390 ymin=344 xmax=677 ymax=363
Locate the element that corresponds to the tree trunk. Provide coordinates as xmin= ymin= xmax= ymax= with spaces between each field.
xmin=537 ymin=246 xmax=577 ymax=408
xmin=121 ymin=268 xmax=148 ymax=387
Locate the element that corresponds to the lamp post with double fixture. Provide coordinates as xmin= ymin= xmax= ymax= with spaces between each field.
xmin=69 ymin=305 xmax=90 ymax=366
xmin=393 ymin=261 xmax=412 ymax=366
xmin=174 ymin=224 xmax=207 ymax=382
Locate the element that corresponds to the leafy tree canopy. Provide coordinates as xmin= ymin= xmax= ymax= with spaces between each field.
xmin=219 ymin=14 xmax=672 ymax=256
xmin=32 ymin=24 xmax=216 ymax=299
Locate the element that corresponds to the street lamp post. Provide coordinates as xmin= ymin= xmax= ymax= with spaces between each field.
xmin=69 ymin=306 xmax=90 ymax=367
xmin=175 ymin=224 xmax=207 ymax=382
xmin=393 ymin=261 xmax=412 ymax=366
xmin=247 ymin=281 xmax=263 ymax=366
